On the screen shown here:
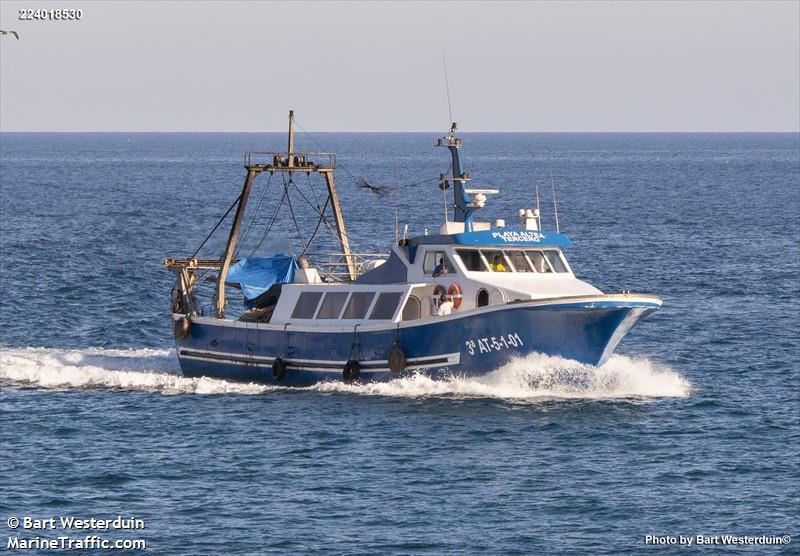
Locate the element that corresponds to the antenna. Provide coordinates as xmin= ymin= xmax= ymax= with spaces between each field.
xmin=535 ymin=184 xmax=542 ymax=230
xmin=287 ymin=110 xmax=295 ymax=167
xmin=550 ymin=173 xmax=560 ymax=233
xmin=442 ymin=53 xmax=454 ymax=127
xmin=394 ymin=189 xmax=399 ymax=244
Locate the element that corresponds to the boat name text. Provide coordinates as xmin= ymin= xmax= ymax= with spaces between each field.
xmin=491 ymin=231 xmax=546 ymax=243
xmin=465 ymin=333 xmax=524 ymax=356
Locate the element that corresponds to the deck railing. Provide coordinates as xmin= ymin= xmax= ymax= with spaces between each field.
xmin=305 ymin=252 xmax=389 ymax=282
xmin=244 ymin=151 xmax=335 ymax=170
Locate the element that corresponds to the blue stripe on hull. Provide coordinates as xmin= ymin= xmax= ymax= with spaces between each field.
xmin=174 ymin=300 xmax=657 ymax=386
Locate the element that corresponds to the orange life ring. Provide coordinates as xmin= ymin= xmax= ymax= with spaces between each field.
xmin=448 ymin=283 xmax=463 ymax=309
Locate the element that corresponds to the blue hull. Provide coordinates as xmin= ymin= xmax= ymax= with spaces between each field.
xmin=174 ymin=298 xmax=660 ymax=386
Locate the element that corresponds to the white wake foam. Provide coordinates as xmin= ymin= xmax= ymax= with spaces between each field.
xmin=314 ymin=352 xmax=691 ymax=400
xmin=0 ymin=347 xmax=690 ymax=400
xmin=0 ymin=347 xmax=269 ymax=395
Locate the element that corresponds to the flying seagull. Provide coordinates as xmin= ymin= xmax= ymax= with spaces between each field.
xmin=0 ymin=30 xmax=20 ymax=39
xmin=356 ymin=177 xmax=391 ymax=198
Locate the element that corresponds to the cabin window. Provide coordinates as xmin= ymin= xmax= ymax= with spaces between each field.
xmin=477 ymin=289 xmax=489 ymax=307
xmin=342 ymin=292 xmax=375 ymax=319
xmin=423 ymin=250 xmax=454 ymax=276
xmin=481 ymin=250 xmax=510 ymax=272
xmin=456 ymin=249 xmax=487 ymax=271
xmin=401 ymin=295 xmax=421 ymax=321
xmin=369 ymin=292 xmax=403 ymax=320
xmin=526 ymin=250 xmax=552 ymax=273
xmin=291 ymin=291 xmax=323 ymax=319
xmin=544 ymin=250 xmax=569 ymax=273
xmin=507 ymin=250 xmax=533 ymax=272
xmin=315 ymin=292 xmax=348 ymax=319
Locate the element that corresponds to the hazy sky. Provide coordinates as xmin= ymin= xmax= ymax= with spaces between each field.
xmin=1 ymin=1 xmax=798 ymax=131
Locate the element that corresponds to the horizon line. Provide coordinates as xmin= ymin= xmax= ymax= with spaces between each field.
xmin=1 ymin=129 xmax=799 ymax=134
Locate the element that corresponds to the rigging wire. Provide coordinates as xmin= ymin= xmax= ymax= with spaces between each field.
xmin=293 ymin=118 xmax=457 ymax=250
xmin=293 ymin=118 xmax=443 ymax=191
xmin=293 ymin=119 xmax=361 ymax=184
xmin=442 ymin=52 xmax=455 ymax=126
xmin=192 ymin=119 xmax=452 ymax=264
xmin=234 ymin=171 xmax=274 ymax=260
xmin=190 ymin=193 xmax=242 ymax=260
xmin=299 ymin=195 xmax=331 ymax=258
xmin=283 ymin=174 xmax=306 ymax=253
xmin=247 ymin=179 xmax=288 ymax=257
xmin=207 ymin=121 xmax=457 ymax=266
xmin=288 ymin=175 xmax=323 ymax=214
xmin=306 ymin=171 xmax=322 ymax=211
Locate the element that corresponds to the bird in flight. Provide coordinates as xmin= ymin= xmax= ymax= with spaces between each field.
xmin=356 ymin=177 xmax=391 ymax=198
xmin=0 ymin=30 xmax=20 ymax=39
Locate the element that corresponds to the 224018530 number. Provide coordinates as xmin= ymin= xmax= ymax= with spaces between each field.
xmin=465 ymin=333 xmax=524 ymax=356
xmin=19 ymin=9 xmax=83 ymax=21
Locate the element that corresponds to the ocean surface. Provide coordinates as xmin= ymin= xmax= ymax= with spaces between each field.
xmin=1 ymin=132 xmax=798 ymax=554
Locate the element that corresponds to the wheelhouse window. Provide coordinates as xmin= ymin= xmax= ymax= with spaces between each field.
xmin=423 ymin=250 xmax=455 ymax=276
xmin=342 ymin=292 xmax=375 ymax=319
xmin=315 ymin=292 xmax=348 ymax=319
xmin=506 ymin=250 xmax=533 ymax=272
xmin=454 ymin=248 xmax=569 ymax=274
xmin=369 ymin=292 xmax=403 ymax=320
xmin=456 ymin=249 xmax=486 ymax=271
xmin=481 ymin=250 xmax=510 ymax=272
xmin=543 ymin=250 xmax=569 ymax=273
xmin=291 ymin=291 xmax=323 ymax=319
xmin=526 ymin=250 xmax=552 ymax=273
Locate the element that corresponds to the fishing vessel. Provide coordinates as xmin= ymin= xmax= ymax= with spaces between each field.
xmin=164 ymin=112 xmax=662 ymax=385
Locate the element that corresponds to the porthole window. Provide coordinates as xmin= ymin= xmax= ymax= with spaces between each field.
xmin=401 ymin=296 xmax=422 ymax=320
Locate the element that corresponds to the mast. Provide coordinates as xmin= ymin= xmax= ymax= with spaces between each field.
xmin=322 ymin=170 xmax=357 ymax=280
xmin=287 ymin=110 xmax=295 ymax=168
xmin=438 ymin=123 xmax=472 ymax=229
xmin=215 ymin=168 xmax=257 ymax=318
xmin=436 ymin=122 xmax=495 ymax=232
xmin=214 ymin=111 xmax=356 ymax=318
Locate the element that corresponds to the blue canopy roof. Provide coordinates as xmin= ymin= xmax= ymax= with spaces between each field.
xmin=226 ymin=254 xmax=297 ymax=300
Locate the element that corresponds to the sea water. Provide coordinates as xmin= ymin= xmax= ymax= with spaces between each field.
xmin=1 ymin=133 xmax=798 ymax=554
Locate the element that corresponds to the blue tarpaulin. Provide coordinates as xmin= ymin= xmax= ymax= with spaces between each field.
xmin=226 ymin=254 xmax=297 ymax=300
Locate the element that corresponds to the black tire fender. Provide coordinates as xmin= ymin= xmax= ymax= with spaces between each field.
xmin=388 ymin=346 xmax=406 ymax=373
xmin=272 ymin=357 xmax=287 ymax=381
xmin=343 ymin=360 xmax=360 ymax=383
